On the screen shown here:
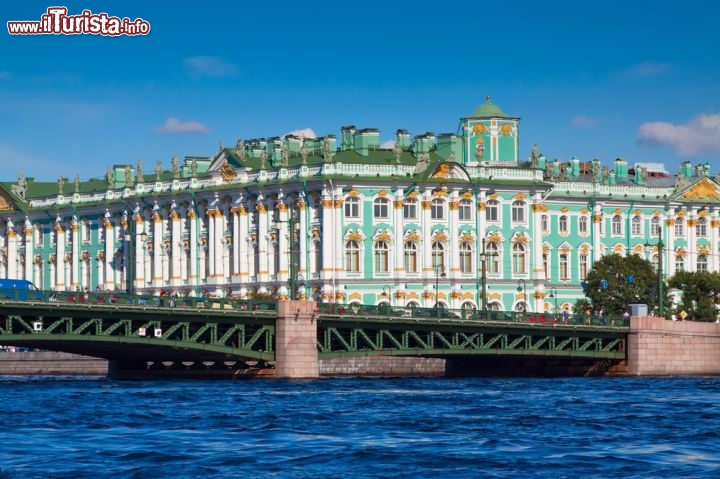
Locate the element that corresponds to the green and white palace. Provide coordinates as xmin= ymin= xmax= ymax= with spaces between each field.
xmin=1 ymin=98 xmax=719 ymax=313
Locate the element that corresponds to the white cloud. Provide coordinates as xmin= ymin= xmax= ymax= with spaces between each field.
xmin=156 ymin=117 xmax=210 ymax=134
xmin=184 ymin=56 xmax=238 ymax=78
xmin=637 ymin=113 xmax=720 ymax=156
xmin=282 ymin=128 xmax=316 ymax=139
xmin=570 ymin=114 xmax=598 ymax=128
xmin=623 ymin=61 xmax=669 ymax=79
xmin=380 ymin=139 xmax=396 ymax=149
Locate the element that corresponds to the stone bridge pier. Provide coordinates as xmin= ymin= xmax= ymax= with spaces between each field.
xmin=274 ymin=300 xmax=319 ymax=379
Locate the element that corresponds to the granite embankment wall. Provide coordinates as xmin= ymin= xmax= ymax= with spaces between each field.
xmin=627 ymin=316 xmax=720 ymax=375
xmin=0 ymin=351 xmax=108 ymax=376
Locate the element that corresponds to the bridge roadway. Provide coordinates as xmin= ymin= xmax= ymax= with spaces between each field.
xmin=0 ymin=295 xmax=629 ymax=376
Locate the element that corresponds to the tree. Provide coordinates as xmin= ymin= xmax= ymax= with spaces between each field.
xmin=581 ymin=253 xmax=662 ymax=316
xmin=667 ymin=271 xmax=720 ymax=322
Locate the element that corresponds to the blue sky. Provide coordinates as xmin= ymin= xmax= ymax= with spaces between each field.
xmin=2 ymin=0 xmax=719 ymax=181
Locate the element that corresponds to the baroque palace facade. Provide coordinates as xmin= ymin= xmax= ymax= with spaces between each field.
xmin=1 ymin=98 xmax=720 ymax=313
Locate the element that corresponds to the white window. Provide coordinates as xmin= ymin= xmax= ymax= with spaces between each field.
xmin=458 ymin=199 xmax=472 ymax=221
xmin=345 ymin=196 xmax=360 ymax=219
xmin=579 ymin=253 xmax=588 ymax=280
xmin=432 ymin=241 xmax=445 ymax=271
xmin=403 ymin=200 xmax=417 ymax=220
xmin=541 ymin=215 xmax=549 ymax=234
xmin=486 ymin=200 xmax=499 ymax=222
xmin=487 ymin=242 xmax=500 ymax=274
xmin=579 ymin=216 xmax=588 ymax=234
xmin=459 ymin=242 xmax=473 ymax=273
xmin=373 ymin=198 xmax=389 ymax=220
xmin=374 ymin=240 xmax=389 ymax=273
xmin=431 ymin=198 xmax=445 ymax=220
xmin=559 ymin=253 xmax=569 ymax=280
xmin=650 ymin=216 xmax=661 ymax=236
xmin=345 ymin=240 xmax=360 ymax=272
xmin=696 ymin=217 xmax=708 ymax=237
xmin=511 ymin=201 xmax=525 ymax=223
xmin=612 ymin=215 xmax=623 ymax=236
xmin=512 ymin=243 xmax=526 ymax=274
xmin=675 ymin=255 xmax=685 ymax=272
xmin=559 ymin=215 xmax=569 ymax=234
xmin=631 ymin=216 xmax=642 ymax=236
xmin=404 ymin=241 xmax=418 ymax=273
xmin=674 ymin=217 xmax=684 ymax=236
xmin=697 ymin=255 xmax=708 ymax=272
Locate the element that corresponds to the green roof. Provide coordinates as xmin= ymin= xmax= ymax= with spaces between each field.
xmin=466 ymin=97 xmax=516 ymax=119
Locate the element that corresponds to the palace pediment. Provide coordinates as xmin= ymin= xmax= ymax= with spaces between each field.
xmin=674 ymin=177 xmax=720 ymax=202
xmin=429 ymin=162 xmax=470 ymax=181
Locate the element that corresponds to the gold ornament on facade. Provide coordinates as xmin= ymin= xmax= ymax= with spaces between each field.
xmin=679 ymin=178 xmax=720 ymax=200
xmin=377 ymin=190 xmax=388 ymax=197
xmin=580 ymin=208 xmax=589 ymax=215
xmin=450 ymin=291 xmax=462 ymax=300
xmin=335 ymin=292 xmax=346 ymax=300
xmin=532 ymin=203 xmax=549 ymax=213
xmin=633 ymin=209 xmax=642 ymax=216
xmin=65 ymin=253 xmax=72 ymax=262
xmin=71 ymin=223 xmax=79 ymax=232
xmin=405 ymin=231 xmax=420 ymax=242
xmin=514 ymin=233 xmax=528 ymax=244
xmin=434 ymin=232 xmax=448 ymax=243
xmin=461 ymin=191 xmax=473 ymax=199
xmin=560 ymin=207 xmax=569 ymax=213
xmin=514 ymin=193 xmax=527 ymax=201
xmin=394 ymin=291 xmax=406 ymax=299
xmin=277 ymin=203 xmax=288 ymax=213
xmin=422 ymin=291 xmax=434 ymax=299
xmin=347 ymin=231 xmax=363 ymax=242
xmin=652 ymin=210 xmax=661 ymax=217
xmin=533 ymin=292 xmax=545 ymax=299
xmin=488 ymin=193 xmax=498 ymax=200
xmin=543 ymin=245 xmax=551 ymax=254
xmin=432 ymin=163 xmax=451 ymax=178
xmin=170 ymin=211 xmax=181 ymax=221
xmin=488 ymin=233 xmax=502 ymax=243
xmin=676 ymin=248 xmax=686 ymax=258
xmin=633 ymin=244 xmax=647 ymax=254
xmin=698 ymin=246 xmax=710 ymax=256
xmin=593 ymin=214 xmax=603 ymax=224
xmin=375 ymin=232 xmax=392 ymax=242
xmin=406 ymin=191 xmax=419 ymax=199
xmin=665 ymin=219 xmax=676 ymax=226
xmin=677 ymin=210 xmax=686 ymax=217
xmin=220 ymin=159 xmax=237 ymax=183
xmin=477 ymin=202 xmax=487 ymax=211
xmin=333 ymin=199 xmax=344 ymax=208
xmin=320 ymin=199 xmax=333 ymax=209
xmin=449 ymin=201 xmax=459 ymax=211
xmin=347 ymin=189 xmax=360 ymax=197
xmin=297 ymin=201 xmax=306 ymax=210
xmin=187 ymin=210 xmax=196 ymax=220
xmin=256 ymin=204 xmax=267 ymax=214
xmin=349 ymin=292 xmax=362 ymax=300
xmin=472 ymin=123 xmax=487 ymax=135
xmin=461 ymin=233 xmax=474 ymax=242
xmin=699 ymin=209 xmax=709 ymax=217
xmin=151 ymin=212 xmax=161 ymax=223
xmin=613 ymin=208 xmax=623 ymax=215
xmin=559 ymin=246 xmax=570 ymax=254
xmin=613 ymin=244 xmax=624 ymax=254
xmin=393 ymin=199 xmax=404 ymax=209
xmin=432 ymin=188 xmax=448 ymax=197
xmin=711 ymin=219 xmax=720 ymax=228
xmin=421 ymin=200 xmax=431 ymax=210
xmin=687 ymin=219 xmax=698 ymax=227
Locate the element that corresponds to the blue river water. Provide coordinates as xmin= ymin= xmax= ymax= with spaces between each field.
xmin=0 ymin=376 xmax=718 ymax=479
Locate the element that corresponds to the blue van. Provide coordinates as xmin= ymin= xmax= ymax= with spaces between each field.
xmin=0 ymin=279 xmax=45 ymax=301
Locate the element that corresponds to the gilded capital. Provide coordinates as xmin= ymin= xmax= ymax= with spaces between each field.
xmin=393 ymin=200 xmax=404 ymax=209
xmin=449 ymin=201 xmax=459 ymax=211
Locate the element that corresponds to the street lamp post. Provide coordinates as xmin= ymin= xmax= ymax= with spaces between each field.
xmin=287 ymin=210 xmax=300 ymax=300
xmin=434 ymin=264 xmax=446 ymax=317
xmin=517 ymin=279 xmax=527 ymax=312
xmin=645 ymin=227 xmax=665 ymax=317
xmin=548 ymin=287 xmax=558 ymax=314
xmin=479 ymin=238 xmax=498 ymax=317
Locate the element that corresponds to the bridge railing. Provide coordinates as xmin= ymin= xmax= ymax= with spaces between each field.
xmin=316 ymin=303 xmax=629 ymax=327
xmin=4 ymin=289 xmax=277 ymax=312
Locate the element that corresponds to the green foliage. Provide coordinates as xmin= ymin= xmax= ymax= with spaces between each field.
xmin=582 ymin=254 xmax=662 ymax=316
xmin=667 ymin=271 xmax=720 ymax=322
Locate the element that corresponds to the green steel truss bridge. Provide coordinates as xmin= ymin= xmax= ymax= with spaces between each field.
xmin=0 ymin=292 xmax=628 ymax=373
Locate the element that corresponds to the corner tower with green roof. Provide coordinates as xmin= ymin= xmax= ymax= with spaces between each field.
xmin=462 ymin=96 xmax=520 ymax=165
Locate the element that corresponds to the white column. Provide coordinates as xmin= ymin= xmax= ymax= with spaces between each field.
xmin=215 ymin=209 xmax=225 ymax=279
xmin=333 ymin=196 xmax=343 ymax=285
xmin=152 ymin=212 xmax=163 ymax=288
xmin=237 ymin=206 xmax=249 ymax=282
xmin=207 ymin=209 xmax=216 ymax=278
xmin=592 ymin=203 xmax=603 ymax=261
xmin=134 ymin=216 xmax=146 ymax=292
xmin=710 ymin=214 xmax=719 ymax=272
xmin=278 ymin=204 xmax=289 ymax=281
xmin=687 ymin=211 xmax=697 ymax=272
xmin=188 ymin=211 xmax=198 ymax=291
xmin=321 ymin=196 xmax=333 ymax=280
xmin=71 ymin=221 xmax=79 ymax=289
xmin=531 ymin=201 xmax=546 ymax=312
xmin=55 ymin=223 xmax=66 ymax=290
xmin=666 ymin=217 xmax=676 ymax=277
xmin=23 ymin=223 xmax=33 ymax=282
xmin=232 ymin=207 xmax=240 ymax=277
xmin=393 ymin=195 xmax=404 ymax=275
xmin=297 ymin=201 xmax=308 ymax=276
xmin=257 ymin=202 xmax=269 ymax=282
xmin=7 ymin=226 xmax=18 ymax=280
xmin=449 ymin=197 xmax=459 ymax=276
xmin=421 ymin=194 xmax=433 ymax=276
xmin=169 ymin=211 xmax=181 ymax=286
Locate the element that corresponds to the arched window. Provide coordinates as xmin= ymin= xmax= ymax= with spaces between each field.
xmin=373 ymin=198 xmax=389 ymax=220
xmin=579 ymin=253 xmax=588 ymax=280
xmin=345 ymin=240 xmax=360 ymax=272
xmin=697 ymin=255 xmax=708 ymax=272
xmin=559 ymin=215 xmax=569 ymax=233
xmin=431 ymin=198 xmax=445 ymax=220
xmin=696 ymin=217 xmax=708 ymax=237
xmin=650 ymin=216 xmax=661 ymax=236
xmin=541 ymin=215 xmax=549 ymax=234
xmin=404 ymin=241 xmax=418 ymax=273
xmin=612 ymin=215 xmax=623 ymax=235
xmin=675 ymin=254 xmax=685 ymax=272
xmin=631 ymin=216 xmax=642 ymax=236
xmin=651 ymin=253 xmax=659 ymax=271
xmin=512 ymin=243 xmax=526 ymax=274
xmin=82 ymin=220 xmax=91 ymax=243
xmin=559 ymin=253 xmax=569 ymax=280
xmin=458 ymin=199 xmax=473 ymax=221
xmin=432 ymin=241 xmax=445 ymax=271
xmin=674 ymin=217 xmax=685 ymax=236
xmin=511 ymin=201 xmax=525 ymax=223
xmin=486 ymin=200 xmax=499 ymax=222
xmin=487 ymin=242 xmax=500 ymax=274
xmin=345 ymin=196 xmax=360 ymax=219
xmin=374 ymin=240 xmax=389 ymax=273
xmin=579 ymin=216 xmax=588 ymax=234
xmin=459 ymin=241 xmax=473 ymax=273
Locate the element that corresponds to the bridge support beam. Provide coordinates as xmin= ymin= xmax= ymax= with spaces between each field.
xmin=275 ymin=300 xmax=319 ymax=379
